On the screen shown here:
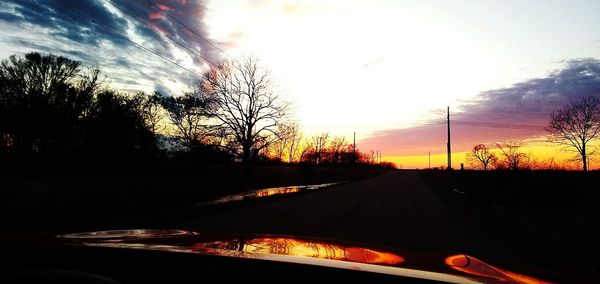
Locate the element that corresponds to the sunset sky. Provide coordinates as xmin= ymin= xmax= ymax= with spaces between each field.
xmin=1 ymin=0 xmax=600 ymax=168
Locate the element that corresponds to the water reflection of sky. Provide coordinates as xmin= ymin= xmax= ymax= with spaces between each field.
xmin=201 ymin=182 xmax=343 ymax=205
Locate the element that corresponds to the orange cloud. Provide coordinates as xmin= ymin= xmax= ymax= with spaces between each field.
xmin=157 ymin=3 xmax=175 ymax=12
xmin=149 ymin=12 xmax=163 ymax=20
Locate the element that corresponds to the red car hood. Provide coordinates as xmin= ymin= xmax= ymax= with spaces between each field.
xmin=51 ymin=229 xmax=550 ymax=284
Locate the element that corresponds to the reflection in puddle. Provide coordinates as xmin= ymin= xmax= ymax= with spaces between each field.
xmin=58 ymin=229 xmax=197 ymax=239
xmin=202 ymin=182 xmax=343 ymax=205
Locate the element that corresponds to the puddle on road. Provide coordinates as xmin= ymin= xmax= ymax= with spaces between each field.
xmin=199 ymin=182 xmax=344 ymax=206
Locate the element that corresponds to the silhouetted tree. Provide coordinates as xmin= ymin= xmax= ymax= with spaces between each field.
xmin=263 ymin=122 xmax=303 ymax=163
xmin=134 ymin=91 xmax=164 ymax=137
xmin=368 ymin=150 xmax=376 ymax=164
xmin=495 ymin=142 xmax=528 ymax=170
xmin=300 ymin=133 xmax=329 ymax=164
xmin=271 ymin=123 xmax=294 ymax=161
xmin=0 ymin=52 xmax=98 ymax=155
xmin=160 ymin=91 xmax=214 ymax=149
xmin=329 ymin=136 xmax=347 ymax=164
xmin=0 ymin=52 xmax=158 ymax=169
xmin=83 ymin=90 xmax=155 ymax=161
xmin=286 ymin=122 xmax=302 ymax=163
xmin=547 ymin=96 xmax=600 ymax=172
xmin=199 ymin=57 xmax=289 ymax=163
xmin=466 ymin=144 xmax=496 ymax=170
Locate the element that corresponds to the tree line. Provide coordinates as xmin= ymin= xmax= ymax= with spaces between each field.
xmin=262 ymin=130 xmax=394 ymax=167
xmin=466 ymin=96 xmax=600 ymax=171
xmin=0 ymin=52 xmax=390 ymax=171
xmin=465 ymin=142 xmax=561 ymax=171
xmin=0 ymin=53 xmax=155 ymax=169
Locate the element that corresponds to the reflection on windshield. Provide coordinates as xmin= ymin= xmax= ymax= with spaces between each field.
xmin=194 ymin=237 xmax=404 ymax=265
xmin=445 ymin=255 xmax=551 ymax=284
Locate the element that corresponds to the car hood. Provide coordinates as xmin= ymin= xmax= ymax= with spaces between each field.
xmin=49 ymin=229 xmax=550 ymax=284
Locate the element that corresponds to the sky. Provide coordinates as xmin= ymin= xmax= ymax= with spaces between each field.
xmin=1 ymin=0 xmax=600 ymax=168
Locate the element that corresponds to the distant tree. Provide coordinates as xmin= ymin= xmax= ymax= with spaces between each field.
xmin=160 ymin=92 xmax=213 ymax=149
xmin=495 ymin=142 xmax=528 ymax=170
xmin=526 ymin=156 xmax=567 ymax=170
xmin=547 ymin=96 xmax=600 ymax=172
xmin=301 ymin=132 xmax=329 ymax=164
xmin=134 ymin=91 xmax=164 ymax=137
xmin=298 ymin=133 xmax=327 ymax=164
xmin=271 ymin=123 xmax=294 ymax=161
xmin=368 ymin=150 xmax=376 ymax=164
xmin=286 ymin=122 xmax=302 ymax=163
xmin=199 ymin=56 xmax=289 ymax=163
xmin=465 ymin=144 xmax=496 ymax=170
xmin=299 ymin=137 xmax=314 ymax=163
xmin=329 ymin=136 xmax=347 ymax=164
xmin=314 ymin=133 xmax=329 ymax=164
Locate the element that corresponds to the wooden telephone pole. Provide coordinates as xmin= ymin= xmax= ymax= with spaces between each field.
xmin=353 ymin=132 xmax=356 ymax=162
xmin=447 ymin=106 xmax=452 ymax=170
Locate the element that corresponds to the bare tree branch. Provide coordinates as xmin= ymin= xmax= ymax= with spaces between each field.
xmin=547 ymin=96 xmax=600 ymax=172
xmin=199 ymin=56 xmax=289 ymax=163
xmin=465 ymin=144 xmax=496 ymax=170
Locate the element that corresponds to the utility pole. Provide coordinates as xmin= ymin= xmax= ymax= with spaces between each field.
xmin=447 ymin=106 xmax=452 ymax=170
xmin=353 ymin=132 xmax=356 ymax=156
xmin=428 ymin=151 xmax=431 ymax=169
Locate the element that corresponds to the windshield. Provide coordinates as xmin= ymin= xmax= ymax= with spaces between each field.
xmin=0 ymin=1 xmax=599 ymax=283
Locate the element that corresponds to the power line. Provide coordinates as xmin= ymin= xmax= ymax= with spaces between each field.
xmin=479 ymin=111 xmax=551 ymax=115
xmin=452 ymin=120 xmax=547 ymax=131
xmin=102 ymin=0 xmax=218 ymax=67
xmin=416 ymin=120 xmax=547 ymax=130
xmin=64 ymin=7 xmax=203 ymax=79
xmin=144 ymin=0 xmax=226 ymax=56
xmin=432 ymin=109 xmax=551 ymax=116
